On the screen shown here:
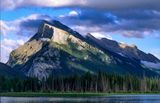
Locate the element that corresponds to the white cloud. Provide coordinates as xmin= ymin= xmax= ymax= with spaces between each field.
xmin=0 ymin=20 xmax=15 ymax=36
xmin=68 ymin=11 xmax=79 ymax=16
xmin=1 ymin=38 xmax=27 ymax=63
xmin=19 ymin=14 xmax=51 ymax=21
xmin=71 ymin=25 xmax=102 ymax=35
xmin=1 ymin=14 xmax=52 ymax=37
xmin=59 ymin=10 xmax=79 ymax=18
xmin=0 ymin=0 xmax=15 ymax=10
xmin=1 ymin=0 xmax=78 ymax=10
xmin=90 ymin=32 xmax=112 ymax=40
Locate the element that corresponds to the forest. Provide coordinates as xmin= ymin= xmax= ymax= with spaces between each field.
xmin=0 ymin=72 xmax=160 ymax=93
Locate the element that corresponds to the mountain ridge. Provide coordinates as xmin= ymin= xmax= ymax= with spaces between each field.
xmin=6 ymin=20 xmax=160 ymax=79
xmin=86 ymin=33 xmax=160 ymax=63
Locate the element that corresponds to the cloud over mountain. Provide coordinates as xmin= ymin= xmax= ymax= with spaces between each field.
xmin=1 ymin=14 xmax=52 ymax=37
xmin=58 ymin=9 xmax=160 ymax=38
xmin=1 ymin=38 xmax=26 ymax=63
xmin=1 ymin=0 xmax=160 ymax=38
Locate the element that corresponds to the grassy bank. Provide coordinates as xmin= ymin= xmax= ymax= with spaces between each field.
xmin=0 ymin=92 xmax=160 ymax=97
xmin=0 ymin=92 xmax=107 ymax=97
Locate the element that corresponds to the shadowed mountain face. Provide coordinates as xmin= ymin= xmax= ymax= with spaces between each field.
xmin=0 ymin=62 xmax=25 ymax=78
xmin=7 ymin=20 xmax=160 ymax=80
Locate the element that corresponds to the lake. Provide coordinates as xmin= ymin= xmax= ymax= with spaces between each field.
xmin=1 ymin=94 xmax=160 ymax=103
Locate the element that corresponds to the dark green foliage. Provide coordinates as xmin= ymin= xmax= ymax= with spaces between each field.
xmin=0 ymin=72 xmax=160 ymax=93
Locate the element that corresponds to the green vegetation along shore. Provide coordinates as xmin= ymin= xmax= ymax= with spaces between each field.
xmin=1 ymin=92 xmax=160 ymax=97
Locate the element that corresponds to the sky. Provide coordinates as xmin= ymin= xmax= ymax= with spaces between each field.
xmin=0 ymin=0 xmax=160 ymax=63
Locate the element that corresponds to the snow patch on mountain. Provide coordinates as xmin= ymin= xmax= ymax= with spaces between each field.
xmin=141 ymin=61 xmax=160 ymax=69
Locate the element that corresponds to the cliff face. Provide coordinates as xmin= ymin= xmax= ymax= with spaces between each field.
xmin=8 ymin=40 xmax=44 ymax=68
xmin=7 ymin=20 xmax=160 ymax=80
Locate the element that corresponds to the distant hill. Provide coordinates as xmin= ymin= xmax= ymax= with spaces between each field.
xmin=0 ymin=62 xmax=25 ymax=78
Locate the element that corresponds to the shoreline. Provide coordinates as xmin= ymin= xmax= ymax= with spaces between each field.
xmin=1 ymin=92 xmax=160 ymax=97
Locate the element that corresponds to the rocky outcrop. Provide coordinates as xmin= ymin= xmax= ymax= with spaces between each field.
xmin=7 ymin=40 xmax=44 ymax=68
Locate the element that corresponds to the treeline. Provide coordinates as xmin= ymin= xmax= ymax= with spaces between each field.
xmin=0 ymin=72 xmax=160 ymax=93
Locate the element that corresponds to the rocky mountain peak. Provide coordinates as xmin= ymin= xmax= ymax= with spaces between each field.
xmin=37 ymin=21 xmax=54 ymax=39
xmin=30 ymin=20 xmax=86 ymax=43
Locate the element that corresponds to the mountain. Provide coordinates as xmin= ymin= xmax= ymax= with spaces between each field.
xmin=7 ymin=20 xmax=160 ymax=80
xmin=86 ymin=34 xmax=160 ymax=73
xmin=86 ymin=33 xmax=160 ymax=63
xmin=0 ymin=62 xmax=25 ymax=78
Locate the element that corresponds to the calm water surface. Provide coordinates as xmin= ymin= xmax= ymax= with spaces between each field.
xmin=1 ymin=94 xmax=160 ymax=103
